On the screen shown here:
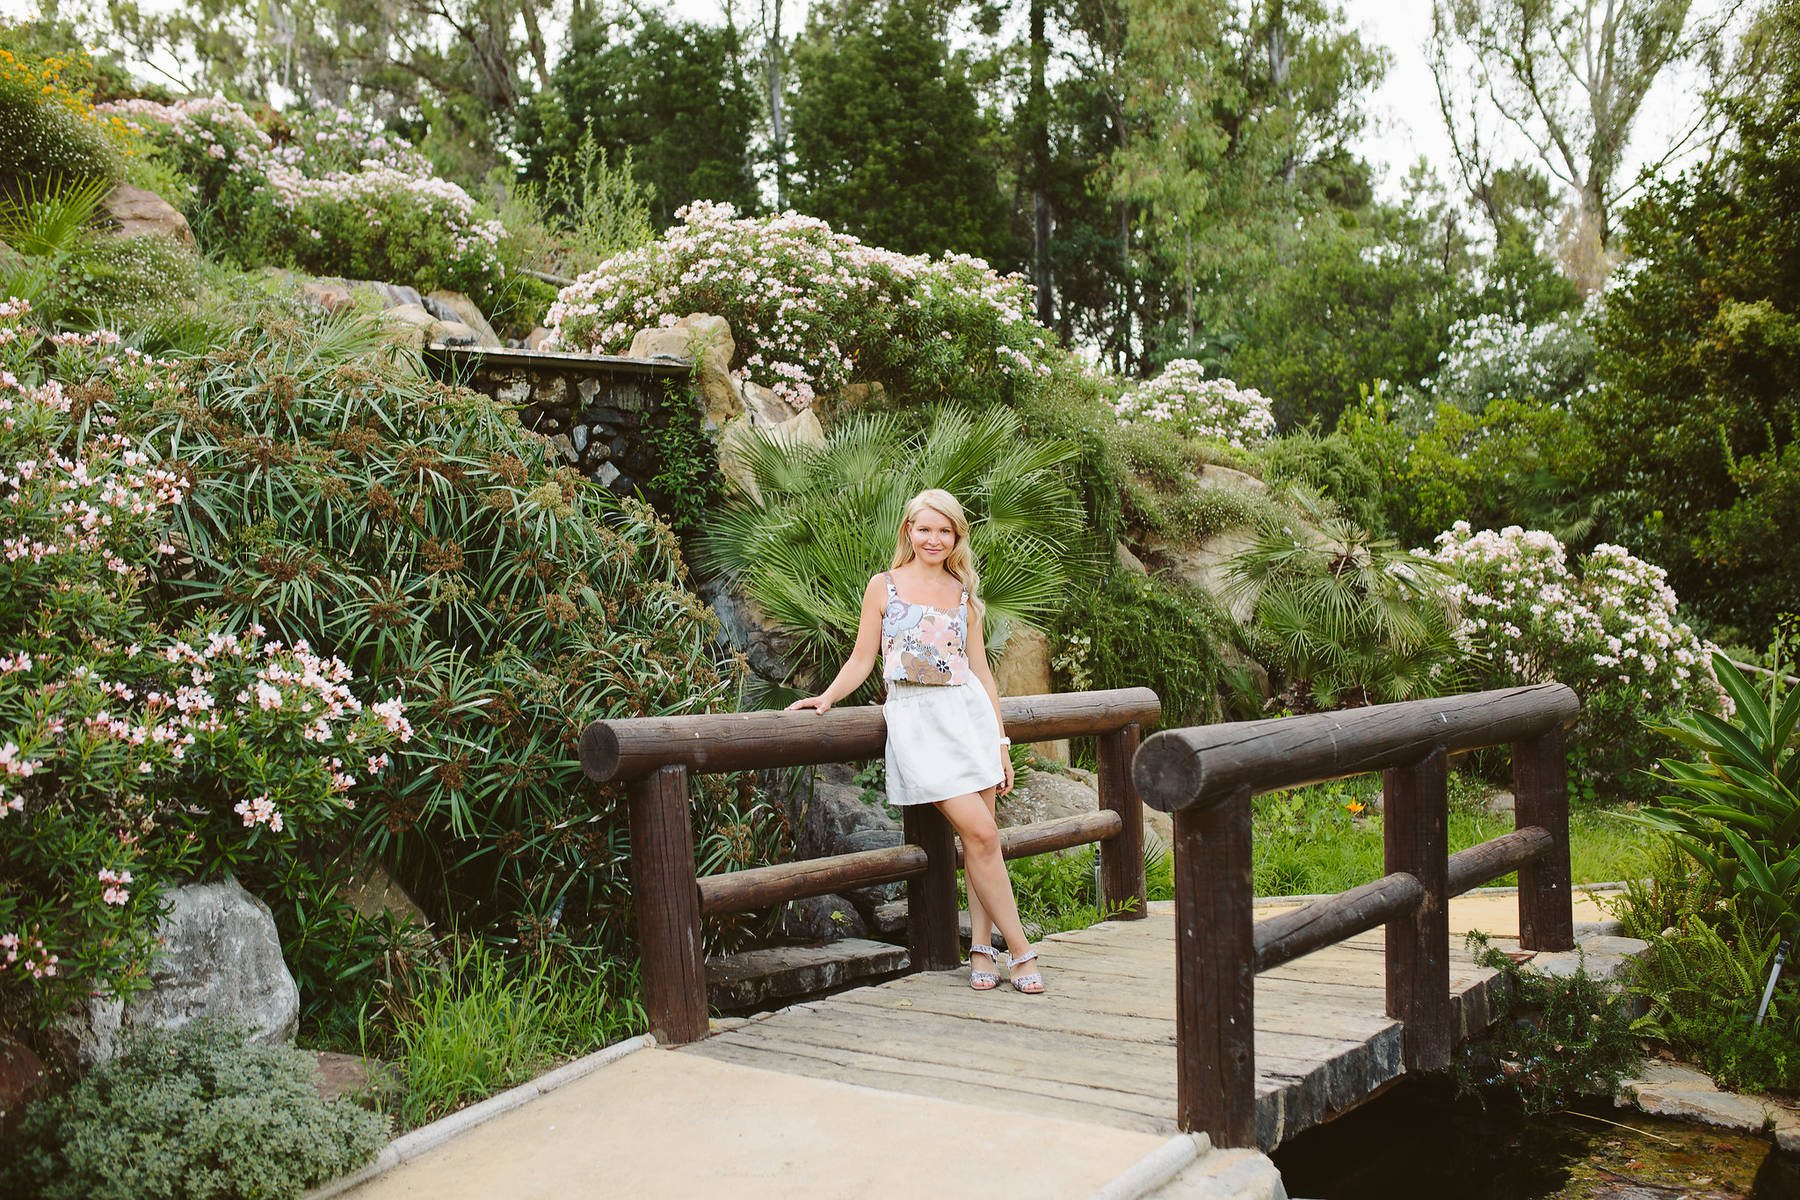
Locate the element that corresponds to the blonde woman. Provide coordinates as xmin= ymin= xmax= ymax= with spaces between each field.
xmin=787 ymin=489 xmax=1043 ymax=993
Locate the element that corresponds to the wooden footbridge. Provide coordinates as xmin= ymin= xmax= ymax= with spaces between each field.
xmin=580 ymin=682 xmax=1582 ymax=1152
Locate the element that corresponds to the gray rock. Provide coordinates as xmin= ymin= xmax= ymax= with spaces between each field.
xmin=430 ymin=319 xmax=479 ymax=347
xmin=102 ymin=183 xmax=195 ymax=245
xmin=593 ymin=461 xmax=621 ymax=487
xmin=1618 ymin=1059 xmax=1799 ymax=1145
xmin=780 ymin=764 xmax=896 ymax=861
xmin=572 ymin=425 xmax=588 ymax=452
xmin=1481 ymin=789 xmax=1516 ymax=815
xmin=841 ymin=827 xmax=906 ymax=907
xmin=57 ymin=876 xmax=301 ymax=1067
xmin=550 ymin=433 xmax=579 ymax=463
xmin=706 ymin=938 xmax=908 ymax=1011
xmin=426 ymin=288 xmax=503 ymax=349
xmin=701 ymin=577 xmax=810 ymax=690
xmin=779 ymin=894 xmax=868 ymax=942
xmin=494 ymin=378 xmax=532 ymax=407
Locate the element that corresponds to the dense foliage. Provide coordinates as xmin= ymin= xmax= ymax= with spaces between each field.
xmin=1111 ymin=361 xmax=1276 ymax=450
xmin=1587 ymin=7 xmax=1800 ymax=643
xmin=0 ymin=1021 xmax=386 ymax=1200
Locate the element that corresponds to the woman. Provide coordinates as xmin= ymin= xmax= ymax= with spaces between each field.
xmin=786 ymin=488 xmax=1043 ymax=993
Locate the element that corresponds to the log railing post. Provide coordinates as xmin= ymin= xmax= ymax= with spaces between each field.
xmin=1097 ymin=722 xmax=1146 ymax=919
xmin=628 ymin=764 xmax=708 ymax=1044
xmin=1383 ymin=746 xmax=1451 ymax=1072
xmin=903 ymin=802 xmax=961 ymax=970
xmin=1174 ymin=788 xmax=1256 ymax=1147
xmin=1513 ymin=726 xmax=1575 ymax=952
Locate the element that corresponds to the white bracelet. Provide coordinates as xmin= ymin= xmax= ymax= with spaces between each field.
xmin=998 ymin=737 xmax=1011 ymax=746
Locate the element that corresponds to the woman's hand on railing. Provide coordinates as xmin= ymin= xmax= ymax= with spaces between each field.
xmin=786 ymin=695 xmax=832 ymax=714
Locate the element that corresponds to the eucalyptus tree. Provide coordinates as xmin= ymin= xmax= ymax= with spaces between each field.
xmin=1429 ymin=0 xmax=1745 ymax=272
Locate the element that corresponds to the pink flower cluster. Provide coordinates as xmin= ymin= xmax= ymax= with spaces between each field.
xmin=547 ymin=201 xmax=1047 ymax=409
xmin=0 ymin=930 xmax=56 ymax=978
xmin=234 ymin=792 xmax=284 ymax=833
xmin=97 ymin=867 xmax=133 ymax=905
xmin=0 ymin=428 xmax=187 ymax=573
xmin=1113 ymin=361 xmax=1277 ymax=448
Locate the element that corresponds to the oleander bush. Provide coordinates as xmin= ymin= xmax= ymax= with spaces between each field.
xmin=98 ymin=98 xmax=508 ymax=309
xmin=0 ymin=304 xmax=409 ymax=1038
xmin=1111 ymin=360 xmax=1276 ymax=450
xmin=1422 ymin=523 xmax=1727 ymax=799
xmin=546 ymin=200 xmax=1058 ymax=410
xmin=0 ymin=1021 xmax=387 ymax=1200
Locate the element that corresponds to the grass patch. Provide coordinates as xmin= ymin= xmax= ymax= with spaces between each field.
xmin=370 ymin=937 xmax=647 ymax=1131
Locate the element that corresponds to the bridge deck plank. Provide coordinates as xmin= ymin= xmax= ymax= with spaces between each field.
xmin=684 ymin=912 xmax=1511 ymax=1150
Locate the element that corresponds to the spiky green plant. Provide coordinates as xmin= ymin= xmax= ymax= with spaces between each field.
xmin=701 ymin=406 xmax=1093 ymax=699
xmin=122 ymin=315 xmax=781 ymax=983
xmin=1636 ymin=650 xmax=1800 ymax=939
xmin=1227 ymin=485 xmax=1464 ymax=709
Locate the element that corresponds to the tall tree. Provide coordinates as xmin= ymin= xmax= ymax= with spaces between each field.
xmin=516 ymin=10 xmax=760 ymax=229
xmin=1429 ymin=0 xmax=1742 ymax=278
xmin=788 ymin=0 xmax=1013 ymax=262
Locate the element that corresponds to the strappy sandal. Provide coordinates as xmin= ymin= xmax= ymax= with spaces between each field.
xmin=968 ymin=944 xmax=1000 ymax=991
xmin=1008 ymin=948 xmax=1045 ymax=994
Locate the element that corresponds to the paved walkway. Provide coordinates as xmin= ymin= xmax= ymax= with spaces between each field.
xmin=317 ymin=890 xmax=1618 ymax=1200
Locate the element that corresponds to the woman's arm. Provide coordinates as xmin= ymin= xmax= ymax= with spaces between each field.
xmin=786 ymin=575 xmax=886 ymax=713
xmin=965 ymin=615 xmax=1015 ymax=797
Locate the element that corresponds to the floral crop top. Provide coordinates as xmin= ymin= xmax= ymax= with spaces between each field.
xmin=880 ymin=572 xmax=972 ymax=686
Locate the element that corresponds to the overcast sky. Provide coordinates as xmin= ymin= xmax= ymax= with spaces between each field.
xmin=13 ymin=0 xmax=1737 ymax=202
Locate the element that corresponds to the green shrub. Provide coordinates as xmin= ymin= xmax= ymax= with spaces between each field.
xmin=1455 ymin=933 xmax=1643 ymax=1114
xmin=383 ymin=936 xmax=646 ymax=1128
xmin=1257 ymin=429 xmax=1386 ymax=536
xmin=1051 ymin=569 xmax=1230 ymax=733
xmin=1637 ymin=651 xmax=1800 ymax=938
xmin=1229 ymin=486 xmax=1465 ymax=709
xmin=0 ymin=30 xmax=122 ymax=191
xmin=0 ymin=1021 xmax=387 ymax=1200
xmin=1669 ymin=1010 xmax=1800 ymax=1094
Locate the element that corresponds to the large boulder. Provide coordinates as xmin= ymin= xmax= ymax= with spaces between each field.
xmin=992 ymin=626 xmax=1069 ymax=763
xmin=628 ymin=313 xmax=735 ymax=426
xmin=700 ymin=577 xmax=813 ymax=690
xmin=1140 ymin=528 xmax=1261 ymax=624
xmin=426 ymin=289 xmax=503 ymax=349
xmin=777 ymin=762 xmax=897 ymax=862
xmin=102 ymin=184 xmax=194 ymax=246
xmin=717 ymin=407 xmax=824 ymax=505
xmin=54 ymin=876 xmax=299 ymax=1069
xmin=126 ymin=877 xmax=299 ymax=1048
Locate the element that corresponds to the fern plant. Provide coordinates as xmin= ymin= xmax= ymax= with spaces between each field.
xmin=1636 ymin=650 xmax=1800 ymax=939
xmin=701 ymin=406 xmax=1094 ymax=699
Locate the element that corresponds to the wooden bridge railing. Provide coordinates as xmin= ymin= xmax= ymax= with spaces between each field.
xmin=580 ymin=687 xmax=1161 ymax=1044
xmin=1131 ymin=682 xmax=1581 ymax=1148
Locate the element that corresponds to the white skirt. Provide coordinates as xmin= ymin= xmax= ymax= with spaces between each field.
xmin=883 ymin=680 xmax=1005 ymax=806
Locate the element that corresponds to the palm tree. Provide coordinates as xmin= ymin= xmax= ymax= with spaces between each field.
xmin=701 ymin=407 xmax=1093 ymax=700
xmin=1227 ymin=486 xmax=1465 ymax=710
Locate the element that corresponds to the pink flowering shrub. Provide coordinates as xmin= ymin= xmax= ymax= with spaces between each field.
xmin=1112 ymin=361 xmax=1277 ymax=449
xmin=98 ymin=98 xmax=506 ymax=305
xmin=1423 ymin=522 xmax=1728 ymax=796
xmin=0 ymin=301 xmax=409 ymax=1034
xmin=546 ymin=201 xmax=1055 ymax=410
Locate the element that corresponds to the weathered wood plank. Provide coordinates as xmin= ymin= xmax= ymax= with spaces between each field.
xmin=1515 ymin=727 xmax=1576 ymax=951
xmin=1097 ymin=722 xmax=1147 ymax=918
xmin=628 ymin=765 xmax=707 ymax=1044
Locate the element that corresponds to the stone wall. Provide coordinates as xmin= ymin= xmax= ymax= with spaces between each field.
xmin=422 ymin=346 xmax=695 ymax=497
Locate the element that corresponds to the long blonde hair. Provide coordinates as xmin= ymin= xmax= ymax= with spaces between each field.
xmin=891 ymin=489 xmax=983 ymax=618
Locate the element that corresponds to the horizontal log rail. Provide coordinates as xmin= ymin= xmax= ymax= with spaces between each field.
xmin=582 ymin=687 xmax=1160 ymax=781
xmin=592 ymin=689 xmax=1160 ymax=1044
xmin=1136 ymin=686 xmax=1578 ymax=1149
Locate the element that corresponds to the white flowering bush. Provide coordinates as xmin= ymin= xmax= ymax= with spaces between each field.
xmin=1423 ymin=522 xmax=1727 ymax=795
xmin=547 ymin=201 xmax=1054 ymax=410
xmin=1112 ymin=361 xmax=1277 ymax=448
xmin=1431 ymin=312 xmax=1596 ymax=415
xmin=98 ymin=98 xmax=506 ymax=305
xmin=0 ymin=300 xmax=410 ymax=1034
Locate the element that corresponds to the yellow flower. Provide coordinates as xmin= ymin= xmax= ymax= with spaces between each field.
xmin=1344 ymin=799 xmax=1367 ymax=817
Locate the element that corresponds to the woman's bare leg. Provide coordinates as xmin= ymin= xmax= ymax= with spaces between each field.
xmin=936 ymin=790 xmax=1039 ymax=988
xmin=964 ymin=786 xmax=999 ymax=970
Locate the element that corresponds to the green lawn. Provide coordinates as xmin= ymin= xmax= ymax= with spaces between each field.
xmin=1008 ymin=769 xmax=1655 ymax=936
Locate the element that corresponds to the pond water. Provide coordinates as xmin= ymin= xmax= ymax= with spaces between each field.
xmin=1272 ymin=1081 xmax=1798 ymax=1200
